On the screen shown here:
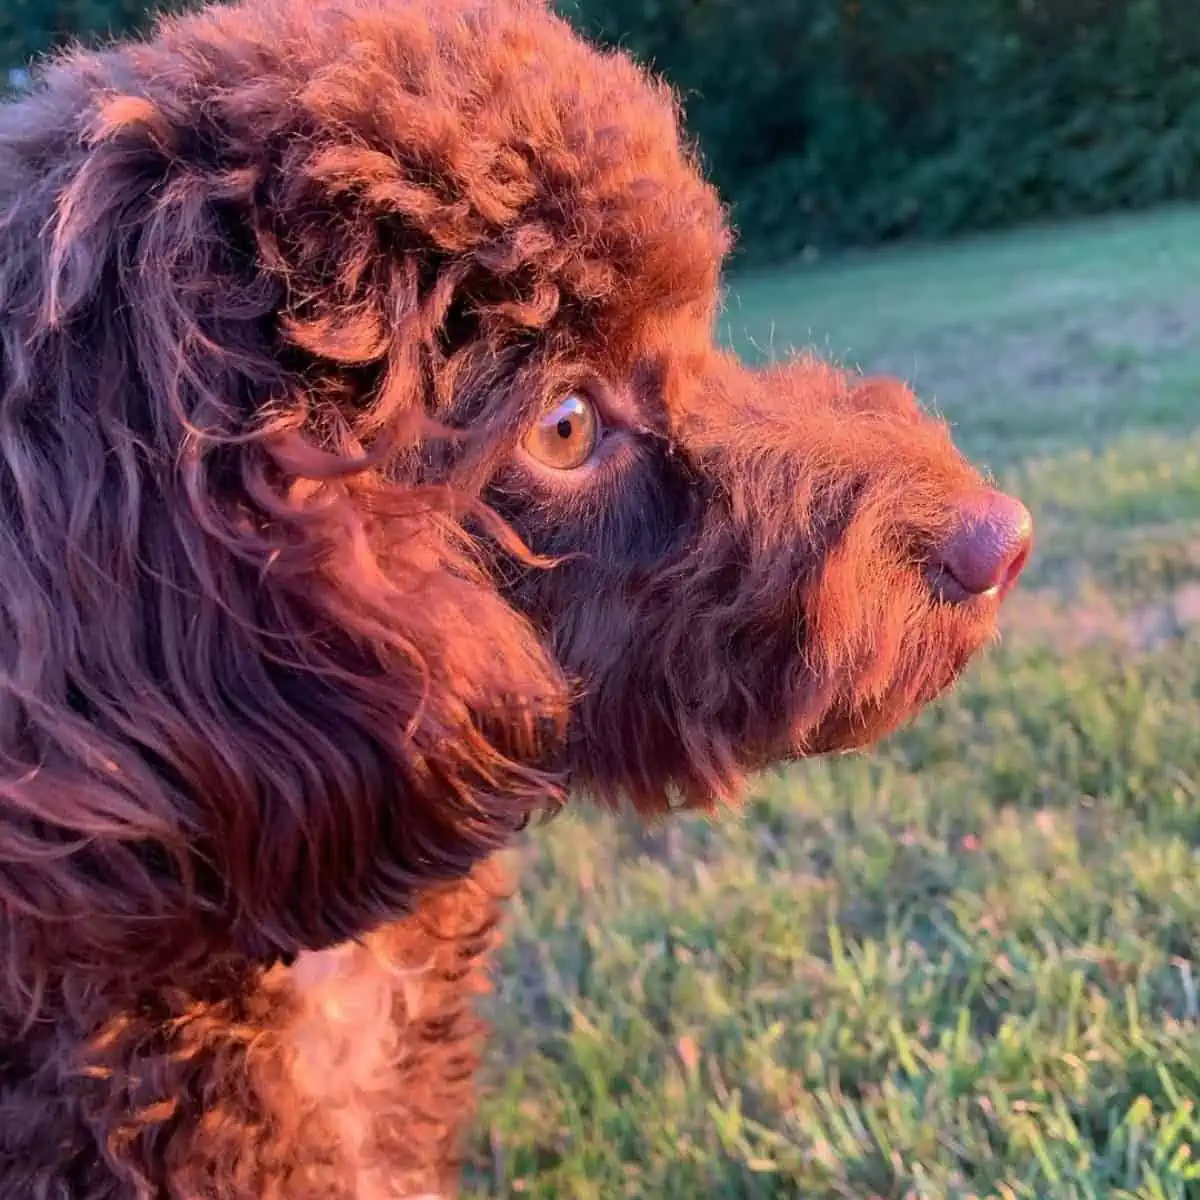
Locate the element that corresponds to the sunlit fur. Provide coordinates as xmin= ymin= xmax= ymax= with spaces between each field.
xmin=0 ymin=0 xmax=1009 ymax=1195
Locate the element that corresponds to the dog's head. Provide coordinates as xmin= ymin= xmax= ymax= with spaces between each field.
xmin=0 ymin=0 xmax=1029 ymax=981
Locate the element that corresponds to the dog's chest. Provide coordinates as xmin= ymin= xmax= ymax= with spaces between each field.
xmin=281 ymin=939 xmax=440 ymax=1200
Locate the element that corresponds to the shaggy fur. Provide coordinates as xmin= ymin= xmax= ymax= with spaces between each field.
xmin=0 ymin=0 xmax=1030 ymax=1195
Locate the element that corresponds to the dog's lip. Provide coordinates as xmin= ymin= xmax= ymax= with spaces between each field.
xmin=928 ymin=566 xmax=987 ymax=605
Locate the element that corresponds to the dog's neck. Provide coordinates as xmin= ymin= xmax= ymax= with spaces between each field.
xmin=0 ymin=862 xmax=509 ymax=1199
xmin=271 ymin=934 xmax=442 ymax=1200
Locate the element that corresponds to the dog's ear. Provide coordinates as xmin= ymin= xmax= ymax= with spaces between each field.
xmin=0 ymin=81 xmax=567 ymax=987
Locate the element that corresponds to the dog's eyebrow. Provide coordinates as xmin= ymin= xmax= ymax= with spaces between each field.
xmin=624 ymin=357 xmax=672 ymax=437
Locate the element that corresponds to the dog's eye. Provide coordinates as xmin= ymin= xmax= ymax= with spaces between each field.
xmin=523 ymin=393 xmax=600 ymax=471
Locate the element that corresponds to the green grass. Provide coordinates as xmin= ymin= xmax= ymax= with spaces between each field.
xmin=465 ymin=207 xmax=1200 ymax=1199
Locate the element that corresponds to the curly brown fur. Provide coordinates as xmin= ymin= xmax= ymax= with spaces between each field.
xmin=0 ymin=0 xmax=1030 ymax=1195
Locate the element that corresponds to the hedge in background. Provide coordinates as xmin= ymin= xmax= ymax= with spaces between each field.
xmin=563 ymin=0 xmax=1200 ymax=261
xmin=0 ymin=2 xmax=166 ymax=74
xmin=6 ymin=0 xmax=1200 ymax=261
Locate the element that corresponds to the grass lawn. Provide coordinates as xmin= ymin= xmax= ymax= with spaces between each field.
xmin=465 ymin=207 xmax=1200 ymax=1199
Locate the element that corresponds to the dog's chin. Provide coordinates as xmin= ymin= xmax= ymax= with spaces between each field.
xmin=784 ymin=628 xmax=998 ymax=760
xmin=798 ymin=706 xmax=918 ymax=758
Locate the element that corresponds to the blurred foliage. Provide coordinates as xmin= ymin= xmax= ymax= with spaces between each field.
xmin=563 ymin=0 xmax=1200 ymax=260
xmin=6 ymin=0 xmax=1200 ymax=260
xmin=0 ymin=1 xmax=171 ymax=70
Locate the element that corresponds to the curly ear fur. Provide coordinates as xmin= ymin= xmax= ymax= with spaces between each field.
xmin=0 ymin=10 xmax=573 ymax=992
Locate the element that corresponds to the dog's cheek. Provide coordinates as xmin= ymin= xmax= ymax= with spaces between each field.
xmin=489 ymin=442 xmax=700 ymax=620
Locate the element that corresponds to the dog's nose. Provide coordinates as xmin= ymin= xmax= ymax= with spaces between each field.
xmin=930 ymin=488 xmax=1032 ymax=602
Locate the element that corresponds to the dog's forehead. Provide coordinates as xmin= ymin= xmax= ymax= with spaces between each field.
xmin=108 ymin=0 xmax=731 ymax=418
xmin=444 ymin=4 xmax=731 ymax=340
xmin=139 ymin=0 xmax=731 ymax=338
xmin=349 ymin=0 xmax=733 ymax=383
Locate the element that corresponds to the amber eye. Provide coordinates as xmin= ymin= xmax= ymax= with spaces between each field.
xmin=522 ymin=393 xmax=600 ymax=471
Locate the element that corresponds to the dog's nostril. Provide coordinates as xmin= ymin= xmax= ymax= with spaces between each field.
xmin=930 ymin=488 xmax=1033 ymax=603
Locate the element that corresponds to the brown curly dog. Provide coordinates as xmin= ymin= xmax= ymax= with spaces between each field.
xmin=0 ymin=0 xmax=1032 ymax=1195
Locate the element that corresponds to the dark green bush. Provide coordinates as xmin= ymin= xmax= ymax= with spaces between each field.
xmin=565 ymin=0 xmax=1200 ymax=261
xmin=0 ymin=1 xmax=170 ymax=74
xmin=7 ymin=0 xmax=1200 ymax=261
